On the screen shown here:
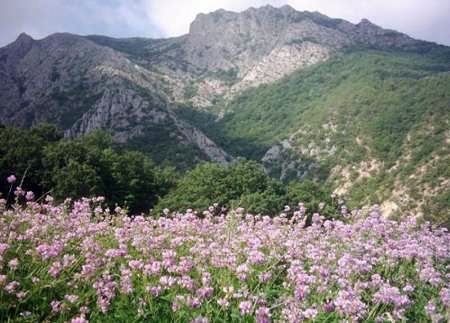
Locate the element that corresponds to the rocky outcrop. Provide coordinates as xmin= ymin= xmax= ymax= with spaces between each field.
xmin=231 ymin=41 xmax=330 ymax=95
xmin=84 ymin=5 xmax=435 ymax=108
xmin=0 ymin=32 xmax=230 ymax=165
xmin=166 ymin=109 xmax=231 ymax=164
xmin=0 ymin=5 xmax=443 ymax=166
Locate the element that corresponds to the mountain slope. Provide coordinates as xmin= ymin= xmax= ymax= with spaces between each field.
xmin=0 ymin=32 xmax=230 ymax=168
xmin=188 ymin=49 xmax=450 ymax=224
xmin=87 ymin=5 xmax=438 ymax=108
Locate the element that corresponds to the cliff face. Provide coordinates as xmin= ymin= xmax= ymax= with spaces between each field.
xmin=86 ymin=5 xmax=431 ymax=107
xmin=0 ymin=32 xmax=231 ymax=166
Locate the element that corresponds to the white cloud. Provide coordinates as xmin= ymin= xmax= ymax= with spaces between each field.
xmin=0 ymin=0 xmax=160 ymax=46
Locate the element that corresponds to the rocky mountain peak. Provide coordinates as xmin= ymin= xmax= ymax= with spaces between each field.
xmin=1 ymin=32 xmax=34 ymax=60
xmin=16 ymin=32 xmax=34 ymax=43
xmin=189 ymin=5 xmax=303 ymax=36
xmin=356 ymin=18 xmax=383 ymax=30
xmin=359 ymin=18 xmax=372 ymax=24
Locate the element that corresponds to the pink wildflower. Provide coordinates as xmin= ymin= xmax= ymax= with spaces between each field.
xmin=239 ymin=300 xmax=252 ymax=315
xmin=7 ymin=175 xmax=16 ymax=183
xmin=4 ymin=281 xmax=20 ymax=294
xmin=71 ymin=316 xmax=88 ymax=323
xmin=8 ymin=258 xmax=19 ymax=271
xmin=25 ymin=191 xmax=34 ymax=201
xmin=256 ymin=307 xmax=271 ymax=323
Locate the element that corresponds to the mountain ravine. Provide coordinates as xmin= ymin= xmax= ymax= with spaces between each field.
xmin=0 ymin=5 xmax=449 ymax=221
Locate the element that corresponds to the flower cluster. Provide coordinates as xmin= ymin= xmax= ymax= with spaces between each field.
xmin=0 ymin=192 xmax=448 ymax=322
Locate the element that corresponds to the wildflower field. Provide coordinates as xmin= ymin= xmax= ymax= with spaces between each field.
xmin=0 ymin=190 xmax=449 ymax=322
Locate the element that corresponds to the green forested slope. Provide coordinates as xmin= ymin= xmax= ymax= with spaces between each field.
xmin=180 ymin=50 xmax=450 ymax=225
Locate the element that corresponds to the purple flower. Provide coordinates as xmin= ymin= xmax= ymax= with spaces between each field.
xmin=334 ymin=290 xmax=367 ymax=319
xmin=8 ymin=258 xmax=19 ymax=271
xmin=303 ymin=307 xmax=318 ymax=319
xmin=128 ymin=260 xmax=143 ymax=270
xmin=248 ymin=250 xmax=265 ymax=265
xmin=25 ymin=191 xmax=34 ymax=201
xmin=71 ymin=316 xmax=88 ymax=323
xmin=14 ymin=186 xmax=24 ymax=197
xmin=440 ymin=288 xmax=450 ymax=307
xmin=373 ymin=284 xmax=410 ymax=308
xmin=217 ymin=298 xmax=229 ymax=308
xmin=403 ymin=284 xmax=415 ymax=293
xmin=120 ymin=268 xmax=133 ymax=294
xmin=239 ymin=300 xmax=252 ymax=315
xmin=258 ymin=272 xmax=271 ymax=283
xmin=51 ymin=300 xmax=62 ymax=313
xmin=0 ymin=243 xmax=9 ymax=255
xmin=294 ymin=285 xmax=309 ymax=301
xmin=196 ymin=286 xmax=214 ymax=299
xmin=324 ymin=300 xmax=335 ymax=312
xmin=64 ymin=294 xmax=79 ymax=303
xmin=48 ymin=261 xmax=62 ymax=278
xmin=7 ymin=175 xmax=16 ymax=184
xmin=256 ymin=307 xmax=271 ymax=323
xmin=191 ymin=316 xmax=209 ymax=323
xmin=5 ymin=281 xmax=20 ymax=294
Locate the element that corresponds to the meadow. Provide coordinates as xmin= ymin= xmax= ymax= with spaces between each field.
xmin=0 ymin=179 xmax=448 ymax=322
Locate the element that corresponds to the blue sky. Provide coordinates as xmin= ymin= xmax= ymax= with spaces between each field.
xmin=1 ymin=0 xmax=449 ymax=47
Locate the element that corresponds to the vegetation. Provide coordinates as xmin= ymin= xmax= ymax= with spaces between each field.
xmin=0 ymin=125 xmax=336 ymax=217
xmin=0 ymin=197 xmax=448 ymax=322
xmin=154 ymin=159 xmax=339 ymax=219
xmin=0 ymin=35 xmax=448 ymax=323
xmin=181 ymin=50 xmax=450 ymax=226
xmin=195 ymin=50 xmax=450 ymax=161
xmin=0 ymin=125 xmax=176 ymax=213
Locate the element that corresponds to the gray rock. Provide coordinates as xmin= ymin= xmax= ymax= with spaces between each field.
xmin=0 ymin=5 xmax=441 ymax=166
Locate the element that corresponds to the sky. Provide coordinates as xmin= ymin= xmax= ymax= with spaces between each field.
xmin=1 ymin=0 xmax=449 ymax=47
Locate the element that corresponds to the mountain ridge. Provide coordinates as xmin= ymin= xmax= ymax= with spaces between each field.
xmin=0 ymin=5 xmax=449 ymax=221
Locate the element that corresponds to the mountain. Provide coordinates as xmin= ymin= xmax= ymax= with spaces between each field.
xmin=0 ymin=5 xmax=449 ymax=222
xmin=0 ymin=32 xmax=231 ymax=169
xmin=189 ymin=50 xmax=450 ymax=224
xmin=86 ymin=5 xmax=436 ymax=107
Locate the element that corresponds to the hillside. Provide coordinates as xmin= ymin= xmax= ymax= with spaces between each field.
xmin=0 ymin=5 xmax=449 ymax=222
xmin=0 ymin=32 xmax=230 ymax=169
xmin=185 ymin=49 xmax=450 ymax=224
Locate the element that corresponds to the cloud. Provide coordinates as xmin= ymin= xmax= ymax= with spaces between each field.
xmin=0 ymin=0 xmax=161 ymax=46
xmin=0 ymin=0 xmax=449 ymax=47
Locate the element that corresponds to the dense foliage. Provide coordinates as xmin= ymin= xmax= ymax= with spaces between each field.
xmin=179 ymin=50 xmax=450 ymax=226
xmin=1 ymin=125 xmax=337 ymax=217
xmin=0 ymin=125 xmax=176 ymax=213
xmin=0 ymin=196 xmax=448 ymax=322
xmin=198 ymin=50 xmax=450 ymax=162
xmin=155 ymin=160 xmax=338 ymax=219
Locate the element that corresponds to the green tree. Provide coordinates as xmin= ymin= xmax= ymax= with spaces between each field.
xmin=155 ymin=159 xmax=286 ymax=215
xmin=0 ymin=124 xmax=61 ymax=199
xmin=52 ymin=160 xmax=103 ymax=198
xmin=285 ymin=180 xmax=339 ymax=219
xmin=43 ymin=130 xmax=175 ymax=213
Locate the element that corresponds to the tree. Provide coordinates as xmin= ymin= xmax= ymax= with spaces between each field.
xmin=154 ymin=159 xmax=286 ymax=215
xmin=0 ymin=124 xmax=61 ymax=199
